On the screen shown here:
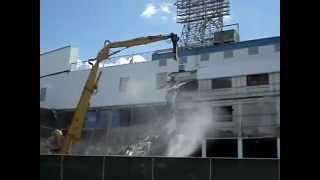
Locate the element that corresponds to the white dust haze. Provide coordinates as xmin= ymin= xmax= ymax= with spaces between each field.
xmin=165 ymin=102 xmax=214 ymax=157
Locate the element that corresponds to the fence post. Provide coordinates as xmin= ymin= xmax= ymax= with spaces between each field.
xmin=60 ymin=156 xmax=64 ymax=180
xmin=151 ymin=157 xmax=154 ymax=180
xmin=209 ymin=158 xmax=212 ymax=180
xmin=102 ymin=156 xmax=105 ymax=180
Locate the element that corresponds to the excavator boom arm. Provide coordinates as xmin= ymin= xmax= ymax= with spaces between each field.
xmin=96 ymin=33 xmax=178 ymax=61
xmin=60 ymin=33 xmax=178 ymax=154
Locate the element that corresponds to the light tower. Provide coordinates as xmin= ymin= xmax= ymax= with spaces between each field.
xmin=176 ymin=0 xmax=231 ymax=47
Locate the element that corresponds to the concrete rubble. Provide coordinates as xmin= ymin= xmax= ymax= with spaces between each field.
xmin=118 ymin=135 xmax=159 ymax=156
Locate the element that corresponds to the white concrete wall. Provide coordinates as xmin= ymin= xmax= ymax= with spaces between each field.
xmin=40 ymin=59 xmax=179 ymax=109
xmin=92 ymin=59 xmax=178 ymax=108
xmin=40 ymin=46 xmax=79 ymax=76
xmin=69 ymin=47 xmax=79 ymax=64
xmin=198 ymin=44 xmax=280 ymax=79
xmin=40 ymin=43 xmax=279 ymax=110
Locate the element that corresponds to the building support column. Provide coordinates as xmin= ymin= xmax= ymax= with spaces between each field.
xmin=235 ymin=103 xmax=243 ymax=138
xmin=238 ymin=137 xmax=243 ymax=159
xmin=237 ymin=103 xmax=243 ymax=159
xmin=202 ymin=139 xmax=207 ymax=157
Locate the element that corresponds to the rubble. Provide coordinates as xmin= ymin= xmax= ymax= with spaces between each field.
xmin=119 ymin=135 xmax=159 ymax=156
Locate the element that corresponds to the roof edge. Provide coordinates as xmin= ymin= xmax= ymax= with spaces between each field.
xmin=40 ymin=45 xmax=71 ymax=56
xmin=152 ymin=36 xmax=280 ymax=60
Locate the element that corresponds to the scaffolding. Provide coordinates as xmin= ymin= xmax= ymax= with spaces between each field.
xmin=176 ymin=0 xmax=230 ymax=47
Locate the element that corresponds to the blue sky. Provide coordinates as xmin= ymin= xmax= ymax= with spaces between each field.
xmin=41 ymin=0 xmax=279 ymax=60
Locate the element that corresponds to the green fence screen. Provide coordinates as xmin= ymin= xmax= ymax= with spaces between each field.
xmin=40 ymin=155 xmax=279 ymax=180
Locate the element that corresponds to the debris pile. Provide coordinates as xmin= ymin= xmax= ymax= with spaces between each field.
xmin=119 ymin=135 xmax=159 ymax=156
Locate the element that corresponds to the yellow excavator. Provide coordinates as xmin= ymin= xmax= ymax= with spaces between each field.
xmin=49 ymin=33 xmax=179 ymax=154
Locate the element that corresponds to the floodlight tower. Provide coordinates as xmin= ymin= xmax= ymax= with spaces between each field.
xmin=176 ymin=0 xmax=231 ymax=47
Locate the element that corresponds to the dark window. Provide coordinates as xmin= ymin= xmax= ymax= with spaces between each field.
xmin=110 ymin=111 xmax=120 ymax=127
xmin=206 ymin=139 xmax=238 ymax=157
xmin=131 ymin=107 xmax=158 ymax=125
xmin=56 ymin=111 xmax=74 ymax=129
xmin=156 ymin=72 xmax=167 ymax=89
xmin=224 ymin=50 xmax=233 ymax=58
xmin=213 ymin=106 xmax=233 ymax=122
xmin=247 ymin=74 xmax=269 ymax=86
xmin=119 ymin=109 xmax=130 ymax=126
xmin=40 ymin=108 xmax=59 ymax=129
xmin=40 ymin=88 xmax=47 ymax=101
xmin=200 ymin=53 xmax=210 ymax=61
xmin=248 ymin=46 xmax=259 ymax=55
xmin=211 ymin=77 xmax=232 ymax=89
xmin=96 ymin=110 xmax=110 ymax=129
xmin=159 ymin=59 xmax=167 ymax=67
xmin=105 ymin=109 xmax=131 ymax=128
xmin=85 ymin=111 xmax=97 ymax=129
xmin=243 ymin=138 xmax=277 ymax=158
xmin=119 ymin=77 xmax=129 ymax=92
xmin=180 ymin=80 xmax=198 ymax=91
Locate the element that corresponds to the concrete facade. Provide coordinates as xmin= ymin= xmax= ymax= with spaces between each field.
xmin=40 ymin=37 xmax=279 ymax=109
xmin=40 ymin=36 xmax=280 ymax=157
